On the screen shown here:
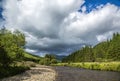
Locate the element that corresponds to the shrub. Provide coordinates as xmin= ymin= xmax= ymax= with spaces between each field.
xmin=39 ymin=58 xmax=51 ymax=65
xmin=0 ymin=46 xmax=13 ymax=67
xmin=51 ymin=59 xmax=58 ymax=64
xmin=0 ymin=66 xmax=30 ymax=79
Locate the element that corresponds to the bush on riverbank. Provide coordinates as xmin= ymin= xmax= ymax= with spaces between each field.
xmin=39 ymin=54 xmax=58 ymax=65
xmin=0 ymin=65 xmax=30 ymax=79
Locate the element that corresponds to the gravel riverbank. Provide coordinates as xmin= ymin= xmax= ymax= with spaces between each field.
xmin=1 ymin=65 xmax=56 ymax=81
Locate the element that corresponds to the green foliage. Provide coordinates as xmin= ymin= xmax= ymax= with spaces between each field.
xmin=39 ymin=54 xmax=58 ymax=65
xmin=45 ymin=54 xmax=55 ymax=60
xmin=63 ymin=46 xmax=95 ymax=62
xmin=0 ymin=28 xmax=42 ymax=79
xmin=0 ymin=28 xmax=41 ymax=63
xmin=0 ymin=28 xmax=26 ymax=67
xmin=63 ymin=33 xmax=120 ymax=62
xmin=51 ymin=59 xmax=58 ymax=64
xmin=23 ymin=52 xmax=41 ymax=63
xmin=39 ymin=58 xmax=51 ymax=65
xmin=0 ymin=46 xmax=13 ymax=67
xmin=13 ymin=30 xmax=26 ymax=47
xmin=0 ymin=28 xmax=25 ymax=61
xmin=0 ymin=66 xmax=30 ymax=79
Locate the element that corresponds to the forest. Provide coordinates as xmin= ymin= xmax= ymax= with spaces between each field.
xmin=62 ymin=33 xmax=120 ymax=62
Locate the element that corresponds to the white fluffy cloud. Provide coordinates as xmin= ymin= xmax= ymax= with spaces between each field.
xmin=62 ymin=3 xmax=120 ymax=43
xmin=2 ymin=0 xmax=120 ymax=55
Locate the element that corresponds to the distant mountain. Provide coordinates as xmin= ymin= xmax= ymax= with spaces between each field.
xmin=56 ymin=55 xmax=67 ymax=61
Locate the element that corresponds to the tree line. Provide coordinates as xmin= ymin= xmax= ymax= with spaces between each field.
xmin=62 ymin=33 xmax=120 ymax=62
xmin=39 ymin=54 xmax=58 ymax=65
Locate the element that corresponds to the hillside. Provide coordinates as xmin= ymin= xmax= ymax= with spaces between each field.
xmin=23 ymin=52 xmax=42 ymax=62
xmin=62 ymin=33 xmax=120 ymax=62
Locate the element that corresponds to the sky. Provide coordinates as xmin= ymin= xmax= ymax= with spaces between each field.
xmin=0 ymin=0 xmax=120 ymax=56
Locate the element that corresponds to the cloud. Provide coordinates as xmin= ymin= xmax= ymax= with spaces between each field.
xmin=2 ymin=0 xmax=120 ymax=56
xmin=61 ymin=3 xmax=120 ymax=43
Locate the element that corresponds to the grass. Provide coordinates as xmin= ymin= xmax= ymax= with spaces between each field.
xmin=52 ymin=62 xmax=120 ymax=72
xmin=24 ymin=52 xmax=41 ymax=60
xmin=18 ymin=52 xmax=43 ymax=63
xmin=9 ymin=52 xmax=42 ymax=63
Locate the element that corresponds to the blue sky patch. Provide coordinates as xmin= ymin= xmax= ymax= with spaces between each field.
xmin=0 ymin=0 xmax=120 ymax=18
xmin=79 ymin=0 xmax=120 ymax=13
xmin=0 ymin=0 xmax=3 ymax=19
